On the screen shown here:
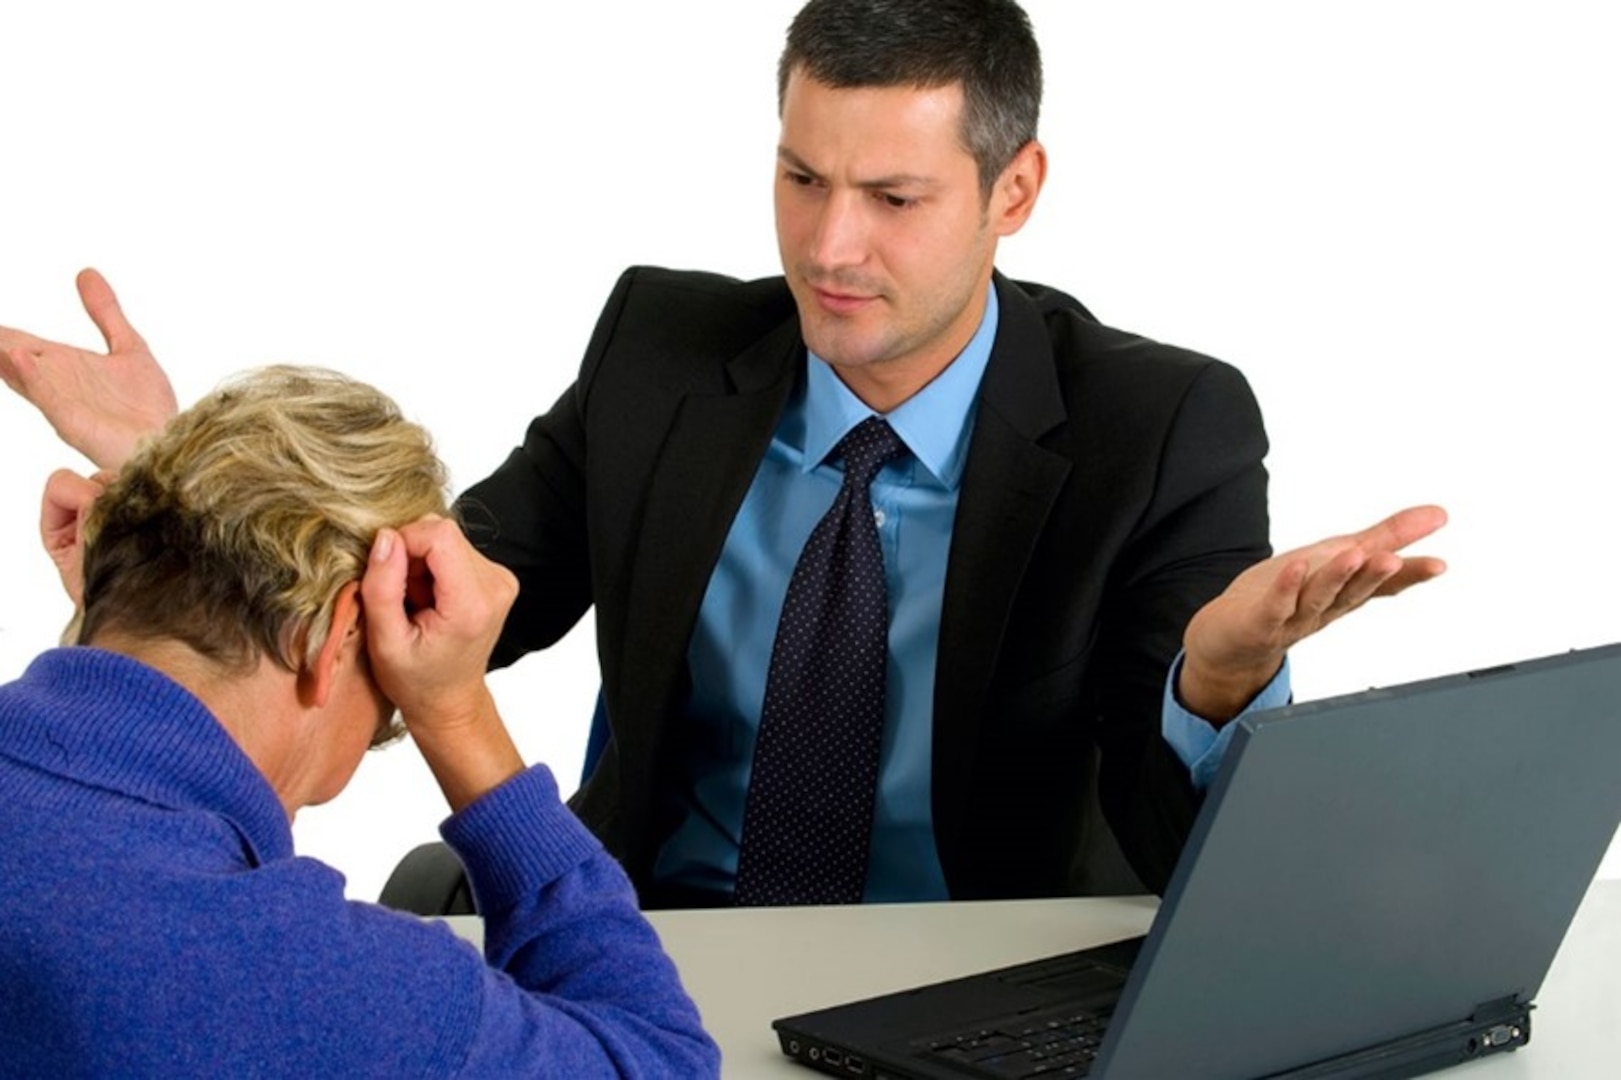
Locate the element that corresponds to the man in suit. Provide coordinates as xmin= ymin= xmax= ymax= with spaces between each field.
xmin=0 ymin=0 xmax=1445 ymax=907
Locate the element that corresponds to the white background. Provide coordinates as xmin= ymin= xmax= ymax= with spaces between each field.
xmin=3 ymin=1 xmax=1617 ymax=899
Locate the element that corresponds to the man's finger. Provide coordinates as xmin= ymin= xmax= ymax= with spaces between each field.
xmin=1349 ymin=504 xmax=1448 ymax=554
xmin=75 ymin=267 xmax=149 ymax=355
xmin=1369 ymin=555 xmax=1448 ymax=599
xmin=1258 ymin=556 xmax=1313 ymax=624
xmin=1318 ymin=554 xmax=1403 ymax=620
xmin=0 ymin=352 xmax=22 ymax=394
xmin=1290 ymin=548 xmax=1369 ymax=622
xmin=0 ymin=340 xmax=42 ymax=393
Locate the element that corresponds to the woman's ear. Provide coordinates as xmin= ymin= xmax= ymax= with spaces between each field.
xmin=298 ymin=581 xmax=364 ymax=709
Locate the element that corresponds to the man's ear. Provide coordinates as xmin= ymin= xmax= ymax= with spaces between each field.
xmin=298 ymin=582 xmax=363 ymax=709
xmin=990 ymin=139 xmax=1048 ymax=238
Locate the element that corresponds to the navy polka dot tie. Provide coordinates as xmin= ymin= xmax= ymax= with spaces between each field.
xmin=733 ymin=416 xmax=905 ymax=906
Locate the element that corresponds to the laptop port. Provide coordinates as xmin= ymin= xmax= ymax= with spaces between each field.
xmin=823 ymin=1048 xmax=845 ymax=1067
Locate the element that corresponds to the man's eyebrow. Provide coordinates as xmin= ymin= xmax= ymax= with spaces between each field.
xmin=777 ymin=146 xmax=939 ymax=191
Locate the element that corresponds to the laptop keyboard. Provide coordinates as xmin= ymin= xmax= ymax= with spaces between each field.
xmin=918 ymin=1004 xmax=1114 ymax=1078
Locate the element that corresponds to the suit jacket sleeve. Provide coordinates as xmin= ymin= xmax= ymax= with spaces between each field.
xmin=936 ymin=283 xmax=1270 ymax=900
xmin=1093 ymin=358 xmax=1271 ymax=893
xmin=455 ymin=272 xmax=638 ymax=670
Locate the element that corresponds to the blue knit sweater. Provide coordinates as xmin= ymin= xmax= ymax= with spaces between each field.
xmin=0 ymin=648 xmax=720 ymax=1077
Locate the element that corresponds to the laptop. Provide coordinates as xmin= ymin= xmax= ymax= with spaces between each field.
xmin=773 ymin=643 xmax=1621 ymax=1079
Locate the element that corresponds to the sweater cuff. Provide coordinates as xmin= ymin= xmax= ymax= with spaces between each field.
xmin=439 ymin=764 xmax=601 ymax=914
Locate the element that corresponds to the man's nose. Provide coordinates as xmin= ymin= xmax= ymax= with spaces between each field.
xmin=807 ymin=190 xmax=869 ymax=271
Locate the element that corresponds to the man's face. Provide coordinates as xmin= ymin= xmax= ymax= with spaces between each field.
xmin=775 ymin=70 xmax=1032 ymax=411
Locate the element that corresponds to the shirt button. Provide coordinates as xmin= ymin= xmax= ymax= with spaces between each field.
xmin=873 ymin=509 xmax=887 ymax=527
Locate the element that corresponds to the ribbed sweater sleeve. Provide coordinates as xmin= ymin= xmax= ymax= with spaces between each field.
xmin=0 ymin=651 xmax=718 ymax=1078
xmin=440 ymin=765 xmax=721 ymax=1077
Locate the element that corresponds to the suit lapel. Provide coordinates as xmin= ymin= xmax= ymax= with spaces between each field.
xmin=613 ymin=319 xmax=803 ymax=842
xmin=932 ymin=275 xmax=1072 ymax=855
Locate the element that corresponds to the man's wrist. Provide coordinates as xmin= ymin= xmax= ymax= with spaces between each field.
xmin=1177 ymin=651 xmax=1284 ymax=724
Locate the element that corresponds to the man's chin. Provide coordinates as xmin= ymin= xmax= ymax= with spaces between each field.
xmin=799 ymin=316 xmax=891 ymax=368
xmin=803 ymin=338 xmax=891 ymax=372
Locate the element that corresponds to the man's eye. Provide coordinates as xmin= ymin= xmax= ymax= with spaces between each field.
xmin=785 ymin=171 xmax=816 ymax=187
xmin=878 ymin=193 xmax=916 ymax=210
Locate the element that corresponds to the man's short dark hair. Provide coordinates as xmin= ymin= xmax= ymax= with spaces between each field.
xmin=778 ymin=0 xmax=1043 ymax=196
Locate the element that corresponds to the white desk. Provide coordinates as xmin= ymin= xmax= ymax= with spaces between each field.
xmin=448 ymin=879 xmax=1620 ymax=1077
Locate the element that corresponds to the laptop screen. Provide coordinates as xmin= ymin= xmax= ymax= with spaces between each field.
xmin=1096 ymin=643 xmax=1621 ymax=1076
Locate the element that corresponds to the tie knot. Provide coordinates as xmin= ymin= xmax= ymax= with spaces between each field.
xmin=835 ymin=417 xmax=905 ymax=489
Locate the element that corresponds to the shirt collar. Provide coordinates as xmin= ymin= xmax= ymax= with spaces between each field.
xmin=801 ymin=283 xmax=998 ymax=491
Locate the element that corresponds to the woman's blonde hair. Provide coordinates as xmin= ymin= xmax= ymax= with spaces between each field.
xmin=77 ymin=365 xmax=450 ymax=674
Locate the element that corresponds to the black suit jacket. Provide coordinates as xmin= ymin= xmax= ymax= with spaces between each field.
xmin=458 ymin=266 xmax=1270 ymax=900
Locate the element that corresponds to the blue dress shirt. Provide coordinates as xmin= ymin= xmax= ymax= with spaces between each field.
xmin=655 ymin=285 xmax=1289 ymax=900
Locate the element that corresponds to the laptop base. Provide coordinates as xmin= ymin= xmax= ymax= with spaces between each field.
xmin=776 ymin=952 xmax=1529 ymax=1080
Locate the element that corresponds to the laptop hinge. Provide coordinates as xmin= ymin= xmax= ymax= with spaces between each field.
xmin=1471 ymin=994 xmax=1524 ymax=1024
xmin=1263 ymin=1000 xmax=1534 ymax=1078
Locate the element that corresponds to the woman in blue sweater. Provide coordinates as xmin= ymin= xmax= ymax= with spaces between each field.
xmin=0 ymin=366 xmax=719 ymax=1077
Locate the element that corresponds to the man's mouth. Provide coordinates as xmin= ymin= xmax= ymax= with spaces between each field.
xmin=809 ymin=284 xmax=879 ymax=316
